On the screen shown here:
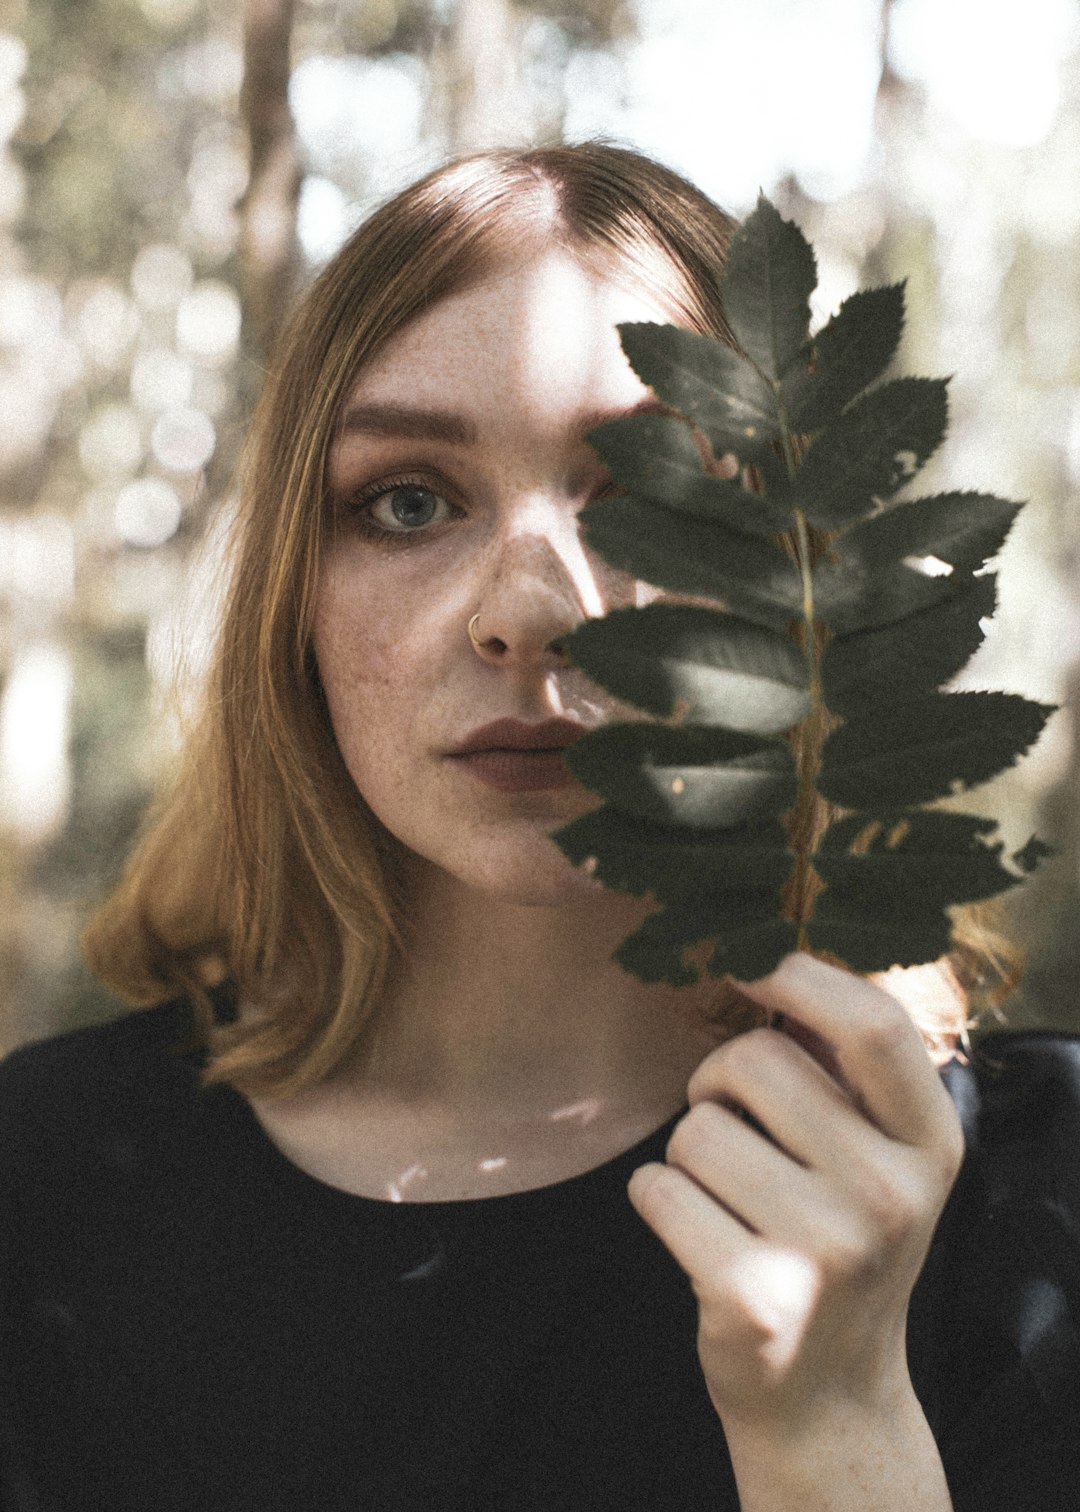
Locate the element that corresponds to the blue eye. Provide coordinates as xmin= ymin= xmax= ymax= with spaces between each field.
xmin=374 ymin=484 xmax=446 ymax=530
xmin=348 ymin=478 xmax=456 ymax=539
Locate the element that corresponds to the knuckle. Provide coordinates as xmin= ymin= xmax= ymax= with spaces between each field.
xmin=868 ymin=1178 xmax=923 ymax=1246
xmin=687 ymin=1025 xmax=802 ymax=1117
xmin=698 ymin=1248 xmax=821 ymax=1356
xmin=818 ymin=1218 xmax=874 ymax=1281
xmin=665 ymin=1099 xmax=723 ymax=1164
xmin=687 ymin=1028 xmax=762 ymax=1101
xmin=826 ymin=1172 xmax=933 ymax=1275
xmin=724 ymin=1025 xmax=784 ymax=1078
xmin=854 ymin=997 xmax=912 ymax=1058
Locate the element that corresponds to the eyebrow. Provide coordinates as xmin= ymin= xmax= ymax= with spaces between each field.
xmin=333 ymin=397 xmax=669 ymax=448
xmin=336 ymin=403 xmax=478 ymax=445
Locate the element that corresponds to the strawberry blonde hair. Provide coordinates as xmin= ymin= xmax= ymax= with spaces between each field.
xmin=82 ymin=142 xmax=1021 ymax=1099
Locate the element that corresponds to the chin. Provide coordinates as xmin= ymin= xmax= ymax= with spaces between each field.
xmin=467 ymin=848 xmax=611 ymax=908
xmin=400 ymin=829 xmax=613 ymax=911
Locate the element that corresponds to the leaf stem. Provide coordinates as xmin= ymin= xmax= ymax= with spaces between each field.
xmin=779 ymin=411 xmax=823 ymax=952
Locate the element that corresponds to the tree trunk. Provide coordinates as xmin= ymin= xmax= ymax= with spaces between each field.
xmin=238 ymin=0 xmax=303 ymax=367
xmin=437 ymin=0 xmax=525 ymax=155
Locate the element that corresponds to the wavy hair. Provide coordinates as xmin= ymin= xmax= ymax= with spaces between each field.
xmin=82 ymin=142 xmax=1021 ymax=1099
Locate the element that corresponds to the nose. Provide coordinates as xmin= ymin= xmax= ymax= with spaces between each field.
xmin=467 ymin=514 xmax=613 ymax=670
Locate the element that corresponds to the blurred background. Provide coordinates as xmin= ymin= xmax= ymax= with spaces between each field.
xmin=1 ymin=0 xmax=1078 ymax=1052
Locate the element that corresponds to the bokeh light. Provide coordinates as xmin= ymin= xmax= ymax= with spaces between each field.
xmin=149 ymin=405 xmax=215 ymax=471
xmin=889 ymin=0 xmax=1079 ymax=146
xmin=0 ymin=515 xmax=75 ymax=608
xmin=114 ymin=477 xmax=183 ymax=548
xmin=138 ymin=0 xmax=200 ymax=27
xmin=184 ymin=128 xmax=247 ymax=262
xmin=130 ymin=348 xmax=195 ymax=412
xmin=175 ymin=279 xmax=241 ymax=365
xmin=78 ymin=403 xmax=144 ymax=480
xmin=0 ymin=33 xmax=27 ymax=90
xmin=131 ymin=243 xmax=194 ymax=313
xmin=289 ymin=54 xmax=425 ymax=181
xmin=0 ymin=274 xmax=63 ymax=347
xmin=297 ymin=175 xmax=352 ymax=264
xmin=0 ymin=642 xmax=73 ymax=844
xmin=73 ymin=281 xmax=140 ymax=370
xmin=621 ymin=0 xmax=882 ymax=208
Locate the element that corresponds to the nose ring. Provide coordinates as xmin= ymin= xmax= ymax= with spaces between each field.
xmin=467 ymin=613 xmax=484 ymax=653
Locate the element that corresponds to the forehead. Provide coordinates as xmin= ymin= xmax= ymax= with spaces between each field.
xmin=341 ymin=250 xmax=678 ymax=415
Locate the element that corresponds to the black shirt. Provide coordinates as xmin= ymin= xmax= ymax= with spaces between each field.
xmin=1 ymin=996 xmax=1078 ymax=1510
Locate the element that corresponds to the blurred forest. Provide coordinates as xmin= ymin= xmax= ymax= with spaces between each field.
xmin=1 ymin=0 xmax=1079 ymax=1052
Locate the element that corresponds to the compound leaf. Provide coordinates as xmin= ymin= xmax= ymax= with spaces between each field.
xmin=558 ymin=192 xmax=1054 ymax=982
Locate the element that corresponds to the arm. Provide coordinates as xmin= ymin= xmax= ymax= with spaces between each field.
xmin=717 ymin=1379 xmax=952 ymax=1512
xmin=627 ymin=953 xmax=963 ymax=1512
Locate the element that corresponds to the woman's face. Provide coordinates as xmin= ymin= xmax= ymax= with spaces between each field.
xmin=316 ymin=247 xmax=678 ymax=904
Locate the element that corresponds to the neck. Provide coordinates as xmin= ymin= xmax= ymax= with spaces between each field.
xmin=342 ymin=859 xmax=723 ymax=1128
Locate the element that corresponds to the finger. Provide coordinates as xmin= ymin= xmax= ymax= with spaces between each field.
xmin=686 ymin=1025 xmax=885 ymax=1177
xmin=730 ymin=953 xmax=959 ymax=1152
xmin=627 ymin=1159 xmax=754 ymax=1292
xmin=664 ymin=1098 xmax=828 ymax=1245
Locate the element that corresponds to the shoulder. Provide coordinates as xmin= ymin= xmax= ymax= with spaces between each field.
xmin=0 ymin=996 xmax=209 ymax=1191
xmin=945 ymin=1030 xmax=1080 ymax=1196
xmin=941 ymin=1031 xmax=1080 ymax=1416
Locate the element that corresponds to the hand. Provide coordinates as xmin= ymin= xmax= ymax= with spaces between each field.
xmin=627 ymin=952 xmax=965 ymax=1440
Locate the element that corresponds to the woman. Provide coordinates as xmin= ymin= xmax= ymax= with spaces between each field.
xmin=1 ymin=143 xmax=1076 ymax=1511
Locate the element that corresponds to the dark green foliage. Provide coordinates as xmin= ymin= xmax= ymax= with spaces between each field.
xmin=560 ymin=604 xmax=809 ymax=731
xmin=818 ymin=692 xmax=1054 ymax=808
xmin=563 ymin=723 xmax=797 ymax=829
xmin=783 ymin=284 xmax=906 ymax=432
xmin=586 ymin=412 xmax=794 ymax=535
xmin=808 ymin=812 xmax=1022 ymax=971
xmin=616 ymin=324 xmax=781 ymax=459
xmin=821 ymin=573 xmax=998 ymax=714
xmin=578 ymin=494 xmax=803 ymax=630
xmin=722 ymin=194 xmax=818 ymax=383
xmin=1013 ymin=834 xmax=1055 ymax=874
xmin=555 ymin=809 xmax=798 ymax=984
xmin=552 ymin=193 xmax=1055 ymax=984
xmin=791 ymin=377 xmax=950 ymax=529
xmin=813 ymin=492 xmax=1020 ymax=634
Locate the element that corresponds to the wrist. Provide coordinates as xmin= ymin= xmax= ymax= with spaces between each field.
xmin=721 ymin=1381 xmax=953 ymax=1512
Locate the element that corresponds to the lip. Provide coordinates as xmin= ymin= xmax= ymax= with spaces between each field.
xmin=447 ymin=717 xmax=590 ymax=757
xmin=445 ymin=717 xmax=589 ymax=792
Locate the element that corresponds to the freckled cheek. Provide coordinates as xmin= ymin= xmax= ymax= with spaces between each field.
xmin=312 ymin=578 xmax=441 ymax=786
xmin=313 ymin=591 xmax=398 ymax=733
